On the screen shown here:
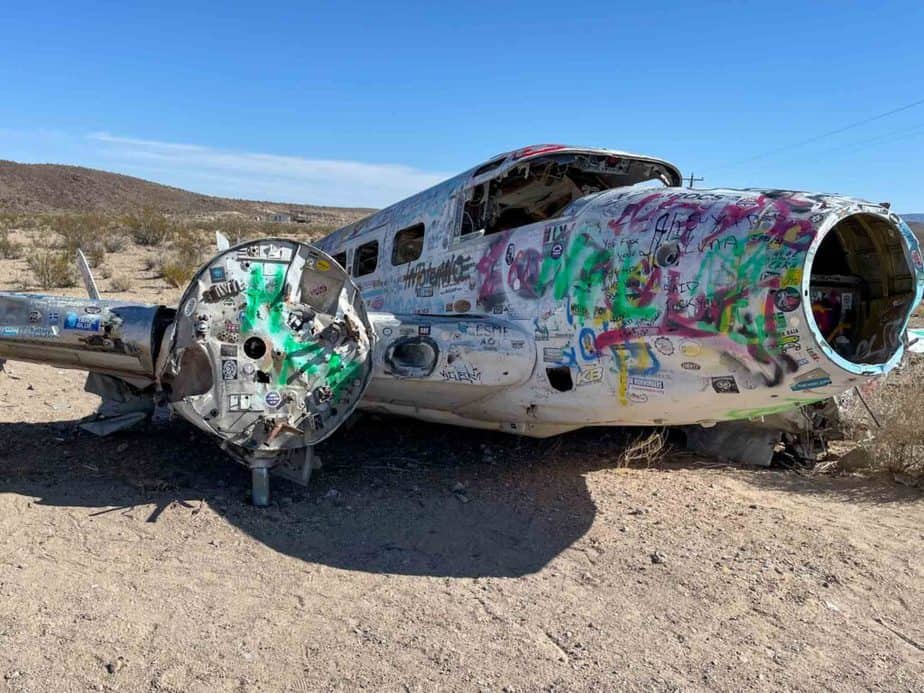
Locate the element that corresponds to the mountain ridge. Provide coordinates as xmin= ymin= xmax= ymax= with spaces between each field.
xmin=0 ymin=159 xmax=374 ymax=227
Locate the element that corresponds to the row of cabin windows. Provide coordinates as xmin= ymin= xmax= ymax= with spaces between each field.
xmin=331 ymin=223 xmax=425 ymax=278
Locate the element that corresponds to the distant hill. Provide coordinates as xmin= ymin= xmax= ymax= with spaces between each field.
xmin=902 ymin=213 xmax=924 ymax=223
xmin=0 ymin=159 xmax=374 ymax=227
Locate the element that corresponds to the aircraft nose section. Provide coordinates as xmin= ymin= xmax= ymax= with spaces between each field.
xmin=803 ymin=211 xmax=923 ymax=375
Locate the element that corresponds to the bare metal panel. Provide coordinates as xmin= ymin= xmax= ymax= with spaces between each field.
xmin=0 ymin=292 xmax=168 ymax=382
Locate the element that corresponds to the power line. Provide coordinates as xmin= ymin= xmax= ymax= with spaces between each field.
xmin=722 ymin=96 xmax=924 ymax=168
xmin=812 ymin=121 xmax=924 ymax=158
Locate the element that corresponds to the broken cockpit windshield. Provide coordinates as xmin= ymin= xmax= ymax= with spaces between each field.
xmin=460 ymin=153 xmax=679 ymax=236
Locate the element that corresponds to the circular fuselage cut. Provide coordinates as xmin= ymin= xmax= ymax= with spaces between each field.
xmin=165 ymin=238 xmax=374 ymax=463
xmin=805 ymin=213 xmax=917 ymax=371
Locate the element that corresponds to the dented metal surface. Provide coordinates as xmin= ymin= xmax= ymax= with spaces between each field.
xmin=0 ymin=143 xmax=921 ymax=503
xmin=0 ymin=292 xmax=170 ymax=383
xmin=318 ymin=145 xmax=923 ymax=435
xmin=165 ymin=238 xmax=374 ymax=461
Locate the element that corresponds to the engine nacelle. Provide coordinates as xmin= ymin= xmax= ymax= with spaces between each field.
xmin=0 ymin=238 xmax=375 ymax=504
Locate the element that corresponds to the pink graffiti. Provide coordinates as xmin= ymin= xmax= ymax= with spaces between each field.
xmin=507 ymin=249 xmax=542 ymax=299
xmin=476 ymin=235 xmax=510 ymax=308
xmin=595 ymin=326 xmax=634 ymax=351
xmin=697 ymin=198 xmax=769 ymax=251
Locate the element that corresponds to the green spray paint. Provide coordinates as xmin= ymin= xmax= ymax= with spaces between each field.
xmin=241 ymin=263 xmax=361 ymax=396
xmin=726 ymin=398 xmax=823 ymax=420
xmin=685 ymin=240 xmax=779 ymax=348
xmin=537 ymin=232 xmax=614 ymax=323
xmin=611 ymin=254 xmax=659 ymax=322
xmin=241 ymin=264 xmax=283 ymax=334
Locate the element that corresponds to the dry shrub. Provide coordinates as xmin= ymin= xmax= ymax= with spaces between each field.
xmin=104 ymin=234 xmax=128 ymax=253
xmin=168 ymin=215 xmax=335 ymax=249
xmin=52 ymin=213 xmax=108 ymax=266
xmin=210 ymin=215 xmax=258 ymax=245
xmin=617 ymin=428 xmax=668 ymax=468
xmin=126 ymin=208 xmax=175 ymax=246
xmin=302 ymin=224 xmax=338 ymax=242
xmin=53 ymin=212 xmax=104 ymax=248
xmin=14 ymin=214 xmax=55 ymax=232
xmin=110 ymin=275 xmax=133 ymax=292
xmin=84 ymin=240 xmax=107 ymax=267
xmin=836 ymin=356 xmax=924 ymax=481
xmin=199 ymin=215 xmax=329 ymax=245
xmin=0 ymin=232 xmax=24 ymax=259
xmin=27 ymin=250 xmax=77 ymax=288
xmin=159 ymin=234 xmax=204 ymax=288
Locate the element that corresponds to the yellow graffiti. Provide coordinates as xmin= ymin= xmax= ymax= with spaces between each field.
xmin=617 ymin=354 xmax=629 ymax=404
xmin=611 ymin=339 xmax=658 ymax=406
xmin=783 ymin=267 xmax=802 ymax=286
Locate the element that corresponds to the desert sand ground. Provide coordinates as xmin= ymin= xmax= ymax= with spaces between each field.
xmin=0 ymin=241 xmax=922 ymax=692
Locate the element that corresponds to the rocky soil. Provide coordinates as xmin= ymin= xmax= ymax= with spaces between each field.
xmin=0 ymin=241 xmax=921 ymax=692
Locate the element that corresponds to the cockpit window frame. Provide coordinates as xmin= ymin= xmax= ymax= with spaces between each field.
xmin=457 ymin=152 xmax=679 ymax=239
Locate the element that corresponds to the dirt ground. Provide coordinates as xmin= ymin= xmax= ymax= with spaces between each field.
xmin=0 ymin=243 xmax=923 ymax=691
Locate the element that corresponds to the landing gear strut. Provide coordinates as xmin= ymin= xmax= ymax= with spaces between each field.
xmin=249 ymin=446 xmax=321 ymax=507
xmin=251 ymin=467 xmax=271 ymax=507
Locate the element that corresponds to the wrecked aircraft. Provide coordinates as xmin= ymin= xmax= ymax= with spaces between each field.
xmin=1 ymin=144 xmax=921 ymax=504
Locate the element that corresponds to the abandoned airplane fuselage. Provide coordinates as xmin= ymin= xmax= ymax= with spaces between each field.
xmin=0 ymin=144 xmax=921 ymax=503
xmin=318 ymin=144 xmax=923 ymax=433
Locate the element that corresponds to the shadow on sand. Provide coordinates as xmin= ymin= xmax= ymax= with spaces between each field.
xmin=0 ymin=415 xmax=620 ymax=578
xmin=1 ymin=416 xmax=918 ymax=578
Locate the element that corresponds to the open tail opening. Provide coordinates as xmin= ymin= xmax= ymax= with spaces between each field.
xmin=808 ymin=213 xmax=916 ymax=366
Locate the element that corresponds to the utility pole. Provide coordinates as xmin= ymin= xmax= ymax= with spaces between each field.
xmin=687 ymin=172 xmax=704 ymax=189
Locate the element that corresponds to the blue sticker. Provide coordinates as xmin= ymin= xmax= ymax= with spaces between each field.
xmin=791 ymin=377 xmax=832 ymax=391
xmin=551 ymin=242 xmax=564 ymax=259
xmin=0 ymin=327 xmax=19 ymax=337
xmin=210 ymin=266 xmax=227 ymax=282
xmin=264 ymin=391 xmax=282 ymax=408
xmin=63 ymin=312 xmax=101 ymax=331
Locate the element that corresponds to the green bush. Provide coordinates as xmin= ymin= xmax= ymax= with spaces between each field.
xmin=125 ymin=208 xmax=175 ymax=246
xmin=0 ymin=232 xmax=24 ymax=259
xmin=53 ymin=213 xmax=104 ymax=249
xmin=159 ymin=234 xmax=204 ymax=288
xmin=110 ymin=275 xmax=134 ymax=292
xmin=104 ymin=234 xmax=128 ymax=253
xmin=27 ymin=250 xmax=77 ymax=288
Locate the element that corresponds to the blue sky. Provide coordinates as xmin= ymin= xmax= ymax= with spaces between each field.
xmin=1 ymin=1 xmax=923 ymax=210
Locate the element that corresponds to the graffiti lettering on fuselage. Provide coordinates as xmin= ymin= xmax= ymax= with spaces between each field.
xmin=440 ymin=362 xmax=481 ymax=383
xmin=403 ymin=254 xmax=475 ymax=290
xmin=458 ymin=188 xmax=849 ymax=412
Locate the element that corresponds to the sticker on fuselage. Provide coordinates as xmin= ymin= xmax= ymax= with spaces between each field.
xmin=711 ymin=375 xmax=739 ymax=394
xmin=63 ymin=312 xmax=100 ymax=332
xmin=221 ymin=359 xmax=238 ymax=381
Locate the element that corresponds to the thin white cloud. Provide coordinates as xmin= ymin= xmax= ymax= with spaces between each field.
xmin=84 ymin=132 xmax=450 ymax=208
